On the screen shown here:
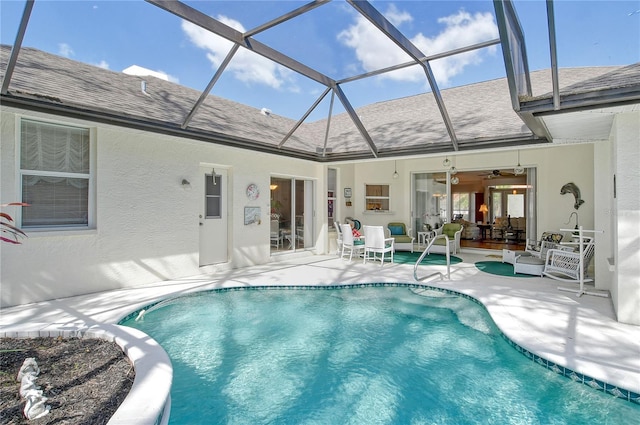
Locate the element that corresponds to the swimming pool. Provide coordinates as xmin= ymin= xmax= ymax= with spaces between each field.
xmin=121 ymin=285 xmax=640 ymax=424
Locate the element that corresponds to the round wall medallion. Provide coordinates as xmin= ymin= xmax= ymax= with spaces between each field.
xmin=246 ymin=183 xmax=260 ymax=200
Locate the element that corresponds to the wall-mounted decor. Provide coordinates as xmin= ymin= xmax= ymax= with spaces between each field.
xmin=246 ymin=183 xmax=260 ymax=201
xmin=560 ymin=182 xmax=584 ymax=210
xmin=344 ymin=187 xmax=352 ymax=198
xmin=244 ymin=206 xmax=261 ymax=225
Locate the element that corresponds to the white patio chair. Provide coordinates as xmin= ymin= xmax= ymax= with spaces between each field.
xmin=340 ymin=223 xmax=364 ymax=262
xmin=543 ymin=237 xmax=595 ymax=282
xmin=334 ymin=221 xmax=343 ymax=255
xmin=427 ymin=223 xmax=463 ymax=255
xmin=362 ymin=225 xmax=394 ymax=266
xmin=270 ymin=220 xmax=283 ymax=249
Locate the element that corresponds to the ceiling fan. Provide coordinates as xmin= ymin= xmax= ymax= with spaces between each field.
xmin=481 ymin=169 xmax=516 ymax=179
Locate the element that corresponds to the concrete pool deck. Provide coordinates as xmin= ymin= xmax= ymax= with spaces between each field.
xmin=2 ymin=250 xmax=639 ymax=423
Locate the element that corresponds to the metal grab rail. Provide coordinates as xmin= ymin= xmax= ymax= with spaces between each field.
xmin=413 ymin=234 xmax=451 ymax=281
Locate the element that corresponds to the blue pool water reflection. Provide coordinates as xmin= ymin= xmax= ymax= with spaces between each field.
xmin=122 ymin=286 xmax=639 ymax=424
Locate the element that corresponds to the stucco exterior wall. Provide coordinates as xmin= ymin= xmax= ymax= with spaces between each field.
xmin=1 ymin=107 xmax=324 ymax=307
xmin=2 ymin=105 xmax=636 ymax=322
xmin=611 ymin=112 xmax=640 ymax=325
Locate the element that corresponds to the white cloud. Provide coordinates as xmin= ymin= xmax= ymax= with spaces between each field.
xmin=58 ymin=43 xmax=74 ymax=58
xmin=338 ymin=7 xmax=499 ymax=86
xmin=182 ymin=15 xmax=296 ymax=90
xmin=94 ymin=60 xmax=110 ymax=70
xmin=384 ymin=3 xmax=413 ymax=27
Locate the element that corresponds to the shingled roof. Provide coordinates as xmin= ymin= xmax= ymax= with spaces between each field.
xmin=1 ymin=45 xmax=635 ymax=161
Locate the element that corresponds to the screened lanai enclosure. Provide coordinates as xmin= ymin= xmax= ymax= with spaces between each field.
xmin=3 ymin=0 xmax=637 ymax=163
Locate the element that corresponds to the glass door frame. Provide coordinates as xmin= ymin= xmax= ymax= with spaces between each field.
xmin=270 ymin=176 xmax=315 ymax=253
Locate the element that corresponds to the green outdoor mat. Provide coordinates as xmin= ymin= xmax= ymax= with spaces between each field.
xmin=393 ymin=251 xmax=462 ymax=265
xmin=474 ymin=261 xmax=535 ymax=278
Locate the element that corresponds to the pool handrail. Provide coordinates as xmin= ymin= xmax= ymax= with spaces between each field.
xmin=413 ymin=234 xmax=451 ymax=281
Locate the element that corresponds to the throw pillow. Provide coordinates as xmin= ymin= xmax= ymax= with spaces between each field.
xmin=388 ymin=225 xmax=404 ymax=235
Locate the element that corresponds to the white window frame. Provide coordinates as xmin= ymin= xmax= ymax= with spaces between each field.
xmin=327 ymin=168 xmax=337 ymax=230
xmin=452 ymin=192 xmax=470 ymax=220
xmin=17 ymin=116 xmax=96 ymax=230
xmin=364 ymin=184 xmax=390 ymax=212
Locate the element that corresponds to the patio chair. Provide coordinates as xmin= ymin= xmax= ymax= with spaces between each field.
xmin=270 ymin=220 xmax=283 ymax=248
xmin=340 ymin=223 xmax=364 ymax=261
xmin=334 ymin=221 xmax=343 ymax=255
xmin=513 ymin=240 xmax=576 ymax=276
xmin=543 ymin=237 xmax=595 ymax=282
xmin=386 ymin=222 xmax=415 ymax=252
xmin=362 ymin=225 xmax=394 ymax=266
xmin=427 ymin=223 xmax=463 ymax=255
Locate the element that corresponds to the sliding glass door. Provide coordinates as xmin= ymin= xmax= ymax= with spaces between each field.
xmin=412 ymin=167 xmax=537 ymax=248
xmin=270 ymin=176 xmax=315 ymax=253
xmin=412 ymin=172 xmax=448 ymax=235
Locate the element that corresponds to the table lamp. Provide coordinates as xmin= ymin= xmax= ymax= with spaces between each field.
xmin=479 ymin=204 xmax=489 ymax=223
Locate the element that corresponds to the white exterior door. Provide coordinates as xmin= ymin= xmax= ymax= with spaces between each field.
xmin=199 ymin=167 xmax=228 ymax=266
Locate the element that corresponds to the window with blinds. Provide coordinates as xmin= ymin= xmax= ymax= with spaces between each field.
xmin=20 ymin=119 xmax=91 ymax=228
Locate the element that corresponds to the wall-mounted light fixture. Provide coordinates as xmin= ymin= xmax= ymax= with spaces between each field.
xmin=392 ymin=161 xmax=399 ymax=179
xmin=270 ymin=184 xmax=278 ymax=190
xmin=181 ymin=178 xmax=191 ymax=189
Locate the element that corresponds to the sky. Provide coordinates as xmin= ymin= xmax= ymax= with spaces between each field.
xmin=1 ymin=0 xmax=639 ymax=121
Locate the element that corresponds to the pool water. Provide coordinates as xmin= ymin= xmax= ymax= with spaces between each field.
xmin=122 ymin=286 xmax=639 ymax=424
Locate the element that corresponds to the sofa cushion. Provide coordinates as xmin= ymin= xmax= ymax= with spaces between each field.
xmin=392 ymin=235 xmax=413 ymax=243
xmin=388 ymin=225 xmax=405 ymax=236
